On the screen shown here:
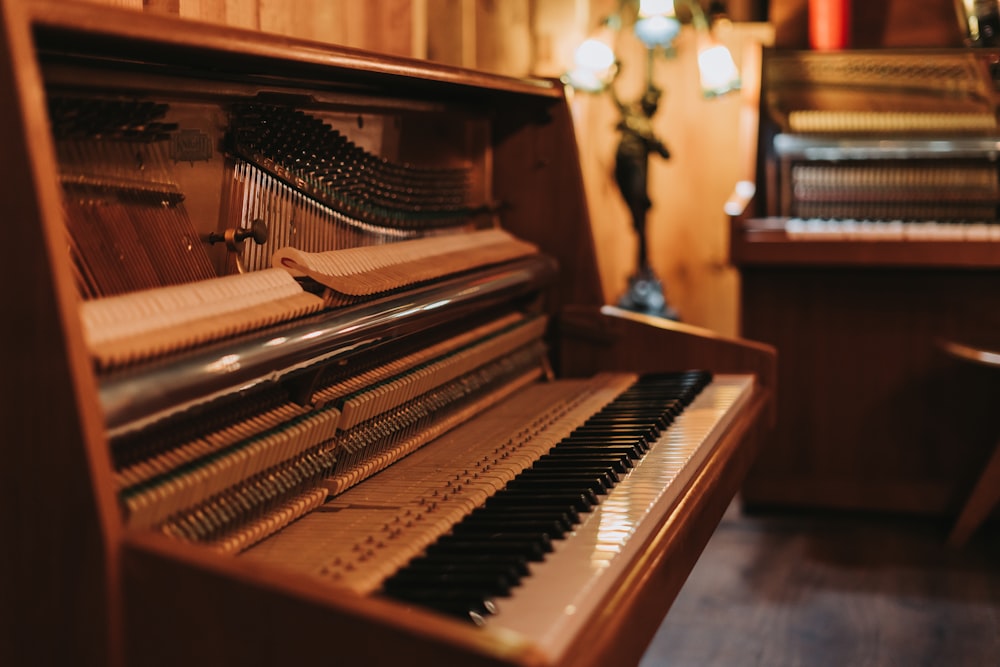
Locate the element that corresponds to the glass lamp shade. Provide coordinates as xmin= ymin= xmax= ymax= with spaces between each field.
xmin=697 ymin=42 xmax=741 ymax=97
xmin=633 ymin=15 xmax=681 ymax=47
xmin=638 ymin=0 xmax=675 ymax=17
xmin=563 ymin=37 xmax=617 ymax=92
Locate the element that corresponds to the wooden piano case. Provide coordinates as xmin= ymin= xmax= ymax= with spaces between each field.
xmin=730 ymin=47 xmax=1000 ymax=515
xmin=0 ymin=1 xmax=774 ymax=666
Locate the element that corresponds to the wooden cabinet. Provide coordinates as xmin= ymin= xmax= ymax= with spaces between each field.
xmin=737 ymin=263 xmax=1000 ymax=514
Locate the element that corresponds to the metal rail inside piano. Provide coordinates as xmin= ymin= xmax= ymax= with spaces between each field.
xmin=0 ymin=2 xmax=775 ymax=667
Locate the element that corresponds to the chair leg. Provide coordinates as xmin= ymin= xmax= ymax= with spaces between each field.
xmin=948 ymin=439 xmax=1000 ymax=548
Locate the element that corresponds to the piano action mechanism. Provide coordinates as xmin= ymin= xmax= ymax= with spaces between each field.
xmin=0 ymin=1 xmax=775 ymax=666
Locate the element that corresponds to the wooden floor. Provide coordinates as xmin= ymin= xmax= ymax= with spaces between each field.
xmin=640 ymin=501 xmax=1000 ymax=667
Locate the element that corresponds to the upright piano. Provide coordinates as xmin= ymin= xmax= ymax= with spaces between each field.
xmin=0 ymin=1 xmax=775 ymax=666
xmin=729 ymin=47 xmax=1000 ymax=514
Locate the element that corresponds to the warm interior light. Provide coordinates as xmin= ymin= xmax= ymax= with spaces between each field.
xmin=560 ymin=0 xmax=741 ymax=320
xmin=638 ymin=0 xmax=676 ymax=18
xmin=562 ymin=38 xmax=617 ymax=92
xmin=575 ymin=37 xmax=616 ymax=71
xmin=697 ymin=43 xmax=741 ymax=97
xmin=634 ymin=15 xmax=681 ymax=47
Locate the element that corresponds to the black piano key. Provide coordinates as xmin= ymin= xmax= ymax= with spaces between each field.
xmin=395 ymin=559 xmax=526 ymax=582
xmin=578 ymin=414 xmax=665 ymax=426
xmin=514 ymin=469 xmax=617 ymax=488
xmin=382 ymin=571 xmax=515 ymax=596
xmin=538 ymin=448 xmax=636 ymax=464
xmin=575 ymin=427 xmax=661 ymax=442
xmin=484 ymin=490 xmax=597 ymax=513
xmin=430 ymin=533 xmax=553 ymax=556
xmin=548 ymin=443 xmax=644 ymax=459
xmin=564 ymin=427 xmax=653 ymax=436
xmin=423 ymin=542 xmax=547 ymax=563
xmin=564 ymin=435 xmax=651 ymax=451
xmin=449 ymin=517 xmax=570 ymax=537
xmin=503 ymin=476 xmax=609 ymax=496
xmin=516 ymin=463 xmax=622 ymax=485
xmin=532 ymin=454 xmax=631 ymax=474
xmin=438 ymin=530 xmax=554 ymax=546
xmin=464 ymin=506 xmax=579 ymax=529
xmin=403 ymin=552 xmax=531 ymax=577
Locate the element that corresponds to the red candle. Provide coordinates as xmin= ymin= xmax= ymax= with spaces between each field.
xmin=809 ymin=0 xmax=851 ymax=50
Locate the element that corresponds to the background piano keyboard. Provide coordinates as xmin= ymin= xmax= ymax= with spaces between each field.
xmin=783 ymin=218 xmax=1000 ymax=241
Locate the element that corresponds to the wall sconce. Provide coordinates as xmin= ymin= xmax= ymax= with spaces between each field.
xmin=563 ymin=0 xmax=740 ymax=320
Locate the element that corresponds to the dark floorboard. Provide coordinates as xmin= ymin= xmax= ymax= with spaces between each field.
xmin=640 ymin=502 xmax=1000 ymax=667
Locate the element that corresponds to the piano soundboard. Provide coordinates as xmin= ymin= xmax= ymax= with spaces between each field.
xmin=0 ymin=2 xmax=775 ymax=667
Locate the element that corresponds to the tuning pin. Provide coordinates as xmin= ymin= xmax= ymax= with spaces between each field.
xmin=208 ymin=218 xmax=269 ymax=249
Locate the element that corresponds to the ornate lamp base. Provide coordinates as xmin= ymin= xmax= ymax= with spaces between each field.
xmin=617 ymin=265 xmax=679 ymax=320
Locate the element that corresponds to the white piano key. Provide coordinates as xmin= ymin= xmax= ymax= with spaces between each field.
xmin=784 ymin=218 xmax=1000 ymax=242
xmin=964 ymin=223 xmax=991 ymax=241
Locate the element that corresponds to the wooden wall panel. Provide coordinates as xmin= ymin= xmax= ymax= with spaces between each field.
xmin=426 ymin=0 xmax=472 ymax=67
xmin=143 ymin=0 xmax=420 ymax=56
xmin=527 ymin=0 xmax=588 ymax=78
xmin=257 ymin=1 xmax=415 ymax=55
xmin=472 ymin=0 xmax=531 ymax=77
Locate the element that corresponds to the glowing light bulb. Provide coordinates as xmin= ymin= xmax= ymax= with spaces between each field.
xmin=698 ymin=43 xmax=741 ymax=96
xmin=634 ymin=15 xmax=680 ymax=46
xmin=638 ymin=0 xmax=675 ymax=18
xmin=563 ymin=38 xmax=617 ymax=92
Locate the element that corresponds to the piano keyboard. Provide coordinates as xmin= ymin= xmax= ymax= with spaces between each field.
xmin=242 ymin=370 xmax=753 ymax=660
xmin=784 ymin=218 xmax=1000 ymax=241
xmin=482 ymin=374 xmax=752 ymax=660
